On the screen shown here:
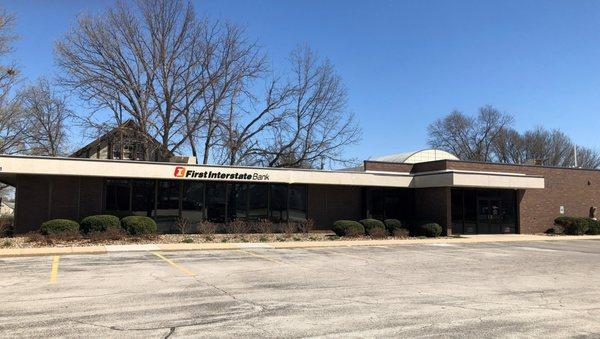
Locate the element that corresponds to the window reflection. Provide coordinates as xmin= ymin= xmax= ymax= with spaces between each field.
xmin=105 ymin=179 xmax=130 ymax=212
xmin=131 ymin=179 xmax=155 ymax=217
xmin=181 ymin=182 xmax=204 ymax=222
xmin=248 ymin=184 xmax=268 ymax=220
xmin=206 ymin=182 xmax=227 ymax=222
xmin=228 ymin=183 xmax=248 ymax=221
xmin=288 ymin=185 xmax=307 ymax=221
xmin=270 ymin=184 xmax=288 ymax=222
xmin=156 ymin=180 xmax=180 ymax=218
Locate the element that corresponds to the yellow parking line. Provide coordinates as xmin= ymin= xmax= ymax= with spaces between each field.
xmin=152 ymin=252 xmax=196 ymax=277
xmin=236 ymin=250 xmax=286 ymax=265
xmin=49 ymin=256 xmax=60 ymax=284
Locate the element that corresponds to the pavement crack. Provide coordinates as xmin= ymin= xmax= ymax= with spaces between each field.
xmin=164 ymin=326 xmax=176 ymax=338
xmin=70 ymin=319 xmax=125 ymax=331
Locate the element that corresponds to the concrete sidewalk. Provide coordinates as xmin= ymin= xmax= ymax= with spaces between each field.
xmin=1 ymin=234 xmax=599 ymax=257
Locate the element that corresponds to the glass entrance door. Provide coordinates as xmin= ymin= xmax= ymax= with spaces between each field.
xmin=477 ymin=198 xmax=504 ymax=234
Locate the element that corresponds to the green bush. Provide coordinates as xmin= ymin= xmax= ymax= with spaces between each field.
xmin=359 ymin=219 xmax=385 ymax=234
xmin=554 ymin=216 xmax=589 ymax=235
xmin=121 ymin=216 xmax=157 ymax=235
xmin=80 ymin=215 xmax=121 ymax=234
xmin=419 ymin=223 xmax=442 ymax=237
xmin=40 ymin=219 xmax=80 ymax=235
xmin=332 ymin=220 xmax=365 ymax=237
xmin=383 ymin=219 xmax=402 ymax=234
xmin=586 ymin=219 xmax=600 ymax=235
xmin=104 ymin=210 xmax=133 ymax=219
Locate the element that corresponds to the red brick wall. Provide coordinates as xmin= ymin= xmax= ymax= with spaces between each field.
xmin=79 ymin=177 xmax=104 ymax=219
xmin=15 ymin=175 xmax=104 ymax=233
xmin=50 ymin=176 xmax=79 ymax=221
xmin=414 ymin=187 xmax=452 ymax=235
xmin=16 ymin=175 xmax=50 ymax=233
xmin=308 ymin=185 xmax=363 ymax=230
xmin=363 ymin=161 xmax=413 ymax=173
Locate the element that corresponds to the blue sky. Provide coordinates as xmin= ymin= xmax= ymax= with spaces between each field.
xmin=3 ymin=0 xmax=600 ymax=161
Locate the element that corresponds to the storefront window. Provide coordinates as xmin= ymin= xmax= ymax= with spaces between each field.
xmin=105 ymin=179 xmax=130 ymax=211
xmin=156 ymin=180 xmax=180 ymax=218
xmin=228 ymin=183 xmax=248 ymax=221
xmin=181 ymin=182 xmax=204 ymax=222
xmin=451 ymin=188 xmax=516 ymax=234
xmin=288 ymin=185 xmax=307 ymax=221
xmin=451 ymin=189 xmax=464 ymax=234
xmin=206 ymin=182 xmax=227 ymax=222
xmin=131 ymin=180 xmax=155 ymax=217
xmin=463 ymin=189 xmax=477 ymax=234
xmin=270 ymin=184 xmax=288 ymax=222
xmin=248 ymin=184 xmax=268 ymax=220
xmin=369 ymin=189 xmax=385 ymax=220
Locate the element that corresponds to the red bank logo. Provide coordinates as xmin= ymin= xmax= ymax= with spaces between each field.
xmin=174 ymin=166 xmax=186 ymax=177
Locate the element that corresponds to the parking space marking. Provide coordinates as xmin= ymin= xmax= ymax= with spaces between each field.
xmin=49 ymin=256 xmax=60 ymax=284
xmin=236 ymin=250 xmax=286 ymax=265
xmin=152 ymin=252 xmax=196 ymax=277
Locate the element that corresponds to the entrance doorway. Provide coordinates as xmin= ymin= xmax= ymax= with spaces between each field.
xmin=477 ymin=198 xmax=504 ymax=234
xmin=451 ymin=189 xmax=517 ymax=234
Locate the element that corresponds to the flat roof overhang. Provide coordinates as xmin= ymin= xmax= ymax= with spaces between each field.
xmin=413 ymin=170 xmax=545 ymax=189
xmin=0 ymin=155 xmax=545 ymax=189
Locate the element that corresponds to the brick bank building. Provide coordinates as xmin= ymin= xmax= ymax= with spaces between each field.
xmin=1 ymin=129 xmax=596 ymax=235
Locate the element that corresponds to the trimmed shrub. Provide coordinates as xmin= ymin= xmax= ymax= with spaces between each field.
xmin=332 ymin=220 xmax=365 ymax=237
xmin=359 ymin=219 xmax=385 ymax=234
xmin=104 ymin=210 xmax=133 ymax=219
xmin=383 ymin=219 xmax=402 ymax=234
xmin=554 ymin=216 xmax=589 ymax=235
xmin=80 ymin=215 xmax=121 ymax=234
xmin=121 ymin=216 xmax=157 ymax=235
xmin=587 ymin=219 xmax=600 ymax=235
xmin=419 ymin=223 xmax=442 ymax=237
xmin=40 ymin=219 xmax=80 ymax=235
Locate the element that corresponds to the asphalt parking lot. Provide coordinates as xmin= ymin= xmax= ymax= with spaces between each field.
xmin=1 ymin=240 xmax=600 ymax=338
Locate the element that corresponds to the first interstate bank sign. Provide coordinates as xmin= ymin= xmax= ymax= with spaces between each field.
xmin=173 ymin=166 xmax=270 ymax=181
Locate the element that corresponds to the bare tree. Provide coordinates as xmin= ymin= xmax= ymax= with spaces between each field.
xmin=214 ymin=79 xmax=291 ymax=166
xmin=56 ymin=0 xmax=263 ymax=161
xmin=0 ymin=9 xmax=21 ymax=155
xmin=19 ymin=78 xmax=71 ymax=156
xmin=259 ymin=46 xmax=360 ymax=168
xmin=428 ymin=106 xmax=513 ymax=162
xmin=492 ymin=127 xmax=526 ymax=164
xmin=523 ymin=127 xmax=572 ymax=167
xmin=193 ymin=23 xmax=266 ymax=164
xmin=574 ymin=146 xmax=600 ymax=169
xmin=0 ymin=8 xmax=20 ymax=200
xmin=214 ymin=46 xmax=360 ymax=168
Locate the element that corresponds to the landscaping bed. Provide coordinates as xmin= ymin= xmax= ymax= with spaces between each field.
xmin=0 ymin=215 xmax=452 ymax=249
xmin=0 ymin=232 xmax=426 ymax=249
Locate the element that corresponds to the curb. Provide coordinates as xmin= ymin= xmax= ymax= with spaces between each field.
xmin=0 ymin=235 xmax=599 ymax=258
